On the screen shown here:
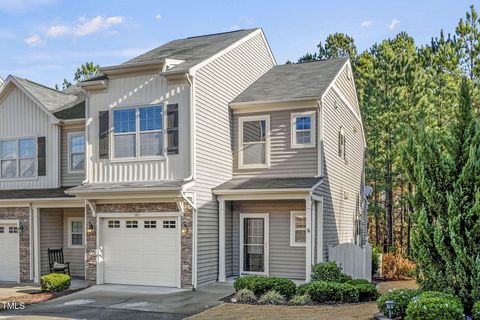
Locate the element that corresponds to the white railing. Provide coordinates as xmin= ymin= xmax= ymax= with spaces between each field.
xmin=328 ymin=242 xmax=372 ymax=281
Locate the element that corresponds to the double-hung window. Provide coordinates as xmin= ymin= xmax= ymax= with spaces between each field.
xmin=113 ymin=106 xmax=163 ymax=159
xmin=68 ymin=217 xmax=84 ymax=248
xmin=291 ymin=111 xmax=316 ymax=148
xmin=0 ymin=138 xmax=36 ymax=179
xmin=69 ymin=133 xmax=85 ymax=172
xmin=290 ymin=211 xmax=306 ymax=246
xmin=238 ymin=115 xmax=270 ymax=169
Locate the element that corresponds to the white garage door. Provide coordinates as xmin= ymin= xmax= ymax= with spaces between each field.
xmin=0 ymin=223 xmax=19 ymax=282
xmin=102 ymin=217 xmax=180 ymax=287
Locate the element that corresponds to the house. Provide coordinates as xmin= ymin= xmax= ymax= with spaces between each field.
xmin=0 ymin=28 xmax=367 ymax=288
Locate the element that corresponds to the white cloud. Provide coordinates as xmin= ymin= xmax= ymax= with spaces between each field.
xmin=360 ymin=20 xmax=372 ymax=28
xmin=25 ymin=34 xmax=44 ymax=46
xmin=46 ymin=15 xmax=125 ymax=38
xmin=389 ymin=18 xmax=400 ymax=30
xmin=155 ymin=14 xmax=162 ymax=20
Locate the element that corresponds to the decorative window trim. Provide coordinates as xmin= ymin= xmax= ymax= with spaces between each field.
xmin=110 ymin=105 xmax=165 ymax=161
xmin=291 ymin=111 xmax=316 ymax=149
xmin=0 ymin=136 xmax=37 ymax=180
xmin=290 ymin=211 xmax=306 ymax=247
xmin=68 ymin=217 xmax=84 ymax=248
xmin=67 ymin=132 xmax=85 ymax=174
xmin=238 ymin=115 xmax=270 ymax=169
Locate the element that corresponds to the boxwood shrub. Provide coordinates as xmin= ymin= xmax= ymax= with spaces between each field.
xmin=41 ymin=273 xmax=71 ymax=292
xmin=233 ymin=276 xmax=296 ymax=299
xmin=301 ymin=281 xmax=359 ymax=303
xmin=346 ymin=279 xmax=371 ymax=286
xmin=472 ymin=301 xmax=480 ymax=320
xmin=353 ymin=283 xmax=379 ymax=302
xmin=311 ymin=262 xmax=352 ymax=283
xmin=405 ymin=291 xmax=463 ymax=320
xmin=377 ymin=289 xmax=418 ymax=319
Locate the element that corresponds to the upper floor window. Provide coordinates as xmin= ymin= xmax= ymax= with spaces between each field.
xmin=291 ymin=111 xmax=316 ymax=148
xmin=68 ymin=133 xmax=85 ymax=173
xmin=338 ymin=127 xmax=346 ymax=160
xmin=238 ymin=115 xmax=270 ymax=169
xmin=113 ymin=106 xmax=163 ymax=159
xmin=0 ymin=138 xmax=35 ymax=179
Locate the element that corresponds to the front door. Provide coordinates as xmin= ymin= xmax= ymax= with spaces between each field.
xmin=240 ymin=214 xmax=269 ymax=275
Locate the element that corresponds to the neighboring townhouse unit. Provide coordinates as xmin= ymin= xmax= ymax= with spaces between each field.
xmin=0 ymin=28 xmax=366 ymax=288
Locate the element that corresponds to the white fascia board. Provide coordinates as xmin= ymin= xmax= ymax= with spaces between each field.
xmin=80 ymin=80 xmax=108 ymax=90
xmin=214 ymin=188 xmax=311 ymax=195
xmin=0 ymin=198 xmax=85 ymax=208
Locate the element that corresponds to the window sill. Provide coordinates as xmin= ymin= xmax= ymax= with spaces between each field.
xmin=108 ymin=156 xmax=166 ymax=163
xmin=290 ymin=242 xmax=306 ymax=247
xmin=67 ymin=170 xmax=85 ymax=174
xmin=291 ymin=144 xmax=316 ymax=149
xmin=238 ymin=164 xmax=270 ymax=170
xmin=68 ymin=244 xmax=85 ymax=249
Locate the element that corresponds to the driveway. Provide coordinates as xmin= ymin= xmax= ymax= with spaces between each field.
xmin=0 ymin=283 xmax=234 ymax=320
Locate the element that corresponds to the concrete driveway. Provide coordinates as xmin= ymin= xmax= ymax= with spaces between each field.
xmin=0 ymin=283 xmax=234 ymax=320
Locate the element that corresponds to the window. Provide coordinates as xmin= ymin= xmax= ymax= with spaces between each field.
xmin=0 ymin=227 xmax=4 ymax=233
xmin=126 ymin=220 xmax=138 ymax=228
xmin=238 ymin=115 xmax=270 ymax=169
xmin=163 ymin=220 xmax=176 ymax=229
xmin=108 ymin=220 xmax=120 ymax=228
xmin=68 ymin=218 xmax=84 ymax=247
xmin=9 ymin=226 xmax=18 ymax=234
xmin=113 ymin=106 xmax=163 ymax=159
xmin=338 ymin=127 xmax=346 ymax=160
xmin=290 ymin=211 xmax=306 ymax=246
xmin=144 ymin=220 xmax=157 ymax=229
xmin=0 ymin=138 xmax=36 ymax=179
xmin=291 ymin=111 xmax=316 ymax=148
xmin=69 ymin=133 xmax=85 ymax=172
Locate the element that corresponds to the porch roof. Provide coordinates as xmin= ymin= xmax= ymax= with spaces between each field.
xmin=213 ymin=177 xmax=323 ymax=195
xmin=66 ymin=180 xmax=186 ymax=197
xmin=0 ymin=187 xmax=74 ymax=200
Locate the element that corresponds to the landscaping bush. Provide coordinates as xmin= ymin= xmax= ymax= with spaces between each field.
xmin=258 ymin=290 xmax=286 ymax=305
xmin=296 ymin=283 xmax=310 ymax=295
xmin=233 ymin=276 xmax=296 ymax=299
xmin=302 ymin=281 xmax=359 ymax=303
xmin=233 ymin=288 xmax=257 ymax=303
xmin=372 ymin=246 xmax=381 ymax=276
xmin=289 ymin=293 xmax=311 ymax=305
xmin=346 ymin=278 xmax=371 ymax=286
xmin=377 ymin=289 xmax=418 ymax=319
xmin=472 ymin=301 xmax=480 ymax=320
xmin=41 ymin=273 xmax=71 ymax=292
xmin=311 ymin=262 xmax=352 ymax=283
xmin=381 ymin=253 xmax=416 ymax=280
xmin=405 ymin=291 xmax=464 ymax=320
xmin=353 ymin=283 xmax=379 ymax=302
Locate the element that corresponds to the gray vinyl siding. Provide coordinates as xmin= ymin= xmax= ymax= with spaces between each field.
xmin=60 ymin=124 xmax=85 ymax=186
xmin=316 ymin=74 xmax=365 ymax=260
xmin=226 ymin=200 xmax=306 ymax=279
xmin=193 ymin=31 xmax=275 ymax=285
xmin=40 ymin=209 xmax=63 ymax=275
xmin=232 ymin=108 xmax=318 ymax=178
xmin=62 ymin=208 xmax=85 ymax=277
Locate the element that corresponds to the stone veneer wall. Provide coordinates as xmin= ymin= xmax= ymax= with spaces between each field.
xmin=85 ymin=202 xmax=193 ymax=288
xmin=0 ymin=207 xmax=30 ymax=281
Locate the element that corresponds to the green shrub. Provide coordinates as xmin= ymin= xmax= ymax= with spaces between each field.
xmin=289 ymin=293 xmax=311 ymax=305
xmin=258 ymin=290 xmax=286 ymax=305
xmin=311 ymin=262 xmax=352 ymax=283
xmin=233 ymin=276 xmax=296 ymax=299
xmin=472 ymin=301 xmax=480 ymax=320
xmin=296 ymin=283 xmax=310 ymax=295
xmin=41 ymin=273 xmax=71 ymax=292
xmin=354 ymin=283 xmax=379 ymax=302
xmin=233 ymin=288 xmax=257 ymax=303
xmin=377 ymin=289 xmax=418 ymax=319
xmin=346 ymin=279 xmax=371 ymax=286
xmin=405 ymin=291 xmax=463 ymax=320
xmin=303 ymin=281 xmax=359 ymax=303
xmin=372 ymin=246 xmax=380 ymax=276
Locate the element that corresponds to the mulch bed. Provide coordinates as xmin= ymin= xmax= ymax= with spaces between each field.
xmin=0 ymin=288 xmax=85 ymax=311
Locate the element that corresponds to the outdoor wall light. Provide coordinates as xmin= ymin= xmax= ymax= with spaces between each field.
xmin=87 ymin=223 xmax=94 ymax=234
xmin=385 ymin=300 xmax=395 ymax=319
xmin=181 ymin=221 xmax=189 ymax=236
xmin=19 ymin=223 xmax=24 ymax=236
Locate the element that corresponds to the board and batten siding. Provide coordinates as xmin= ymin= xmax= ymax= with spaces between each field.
xmin=60 ymin=123 xmax=85 ymax=186
xmin=316 ymin=69 xmax=365 ymax=260
xmin=192 ymin=31 xmax=275 ymax=285
xmin=232 ymin=107 xmax=318 ymax=178
xmin=0 ymin=86 xmax=60 ymax=189
xmin=62 ymin=208 xmax=85 ymax=277
xmin=86 ymin=74 xmax=190 ymax=183
xmin=225 ymin=200 xmax=306 ymax=279
xmin=40 ymin=209 xmax=63 ymax=275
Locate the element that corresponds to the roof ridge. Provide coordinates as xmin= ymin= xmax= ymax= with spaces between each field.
xmin=186 ymin=28 xmax=258 ymax=39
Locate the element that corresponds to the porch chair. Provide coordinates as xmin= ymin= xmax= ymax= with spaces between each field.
xmin=48 ymin=248 xmax=70 ymax=275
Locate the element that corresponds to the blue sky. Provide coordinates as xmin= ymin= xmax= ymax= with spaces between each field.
xmin=0 ymin=0 xmax=473 ymax=88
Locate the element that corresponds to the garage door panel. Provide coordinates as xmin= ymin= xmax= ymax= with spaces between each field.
xmin=0 ymin=224 xmax=19 ymax=282
xmin=102 ymin=217 xmax=179 ymax=287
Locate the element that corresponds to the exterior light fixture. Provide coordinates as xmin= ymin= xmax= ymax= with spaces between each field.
xmin=181 ymin=221 xmax=189 ymax=236
xmin=87 ymin=223 xmax=94 ymax=234
xmin=385 ymin=300 xmax=395 ymax=319
xmin=19 ymin=223 xmax=24 ymax=236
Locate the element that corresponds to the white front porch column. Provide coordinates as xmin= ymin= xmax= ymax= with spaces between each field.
xmin=218 ymin=198 xmax=226 ymax=282
xmin=305 ymin=197 xmax=313 ymax=281
xmin=33 ymin=208 xmax=40 ymax=283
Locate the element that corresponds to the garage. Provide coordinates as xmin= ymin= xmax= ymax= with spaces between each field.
xmin=101 ymin=217 xmax=180 ymax=287
xmin=0 ymin=222 xmax=20 ymax=282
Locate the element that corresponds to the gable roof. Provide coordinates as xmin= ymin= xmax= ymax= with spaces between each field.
xmin=231 ymin=58 xmax=348 ymax=105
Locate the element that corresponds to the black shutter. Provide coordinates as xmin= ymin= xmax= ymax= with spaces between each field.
xmin=99 ymin=111 xmax=110 ymax=159
xmin=37 ymin=137 xmax=46 ymax=176
xmin=167 ymin=104 xmax=179 ymax=155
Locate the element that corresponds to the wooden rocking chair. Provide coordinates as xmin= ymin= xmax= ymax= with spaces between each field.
xmin=48 ymin=248 xmax=70 ymax=275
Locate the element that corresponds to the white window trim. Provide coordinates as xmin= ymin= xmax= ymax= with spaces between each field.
xmin=291 ymin=111 xmax=316 ymax=149
xmin=67 ymin=132 xmax=85 ymax=174
xmin=238 ymin=115 xmax=270 ymax=169
xmin=68 ymin=217 xmax=84 ymax=248
xmin=290 ymin=211 xmax=306 ymax=247
xmin=110 ymin=105 xmax=166 ymax=161
xmin=0 ymin=136 xmax=38 ymax=180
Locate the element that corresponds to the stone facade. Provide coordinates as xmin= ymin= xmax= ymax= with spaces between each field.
xmin=85 ymin=201 xmax=193 ymax=288
xmin=0 ymin=207 xmax=30 ymax=281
